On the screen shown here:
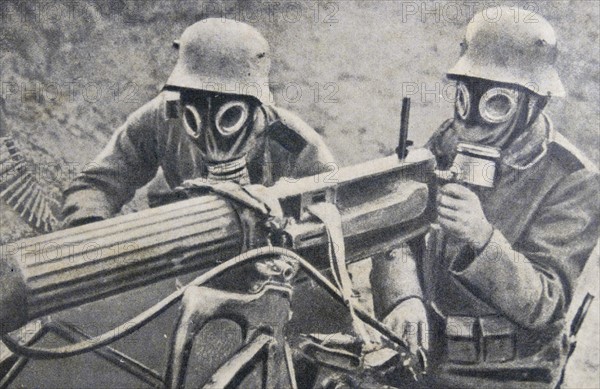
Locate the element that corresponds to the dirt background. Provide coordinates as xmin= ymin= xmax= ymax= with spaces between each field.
xmin=1 ymin=0 xmax=598 ymax=387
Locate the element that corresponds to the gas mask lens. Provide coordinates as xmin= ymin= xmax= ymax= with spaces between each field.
xmin=182 ymin=99 xmax=250 ymax=139
xmin=478 ymin=87 xmax=519 ymax=124
xmin=183 ymin=105 xmax=202 ymax=139
xmin=456 ymin=82 xmax=470 ymax=120
xmin=455 ymin=81 xmax=520 ymax=124
xmin=215 ymin=101 xmax=250 ymax=136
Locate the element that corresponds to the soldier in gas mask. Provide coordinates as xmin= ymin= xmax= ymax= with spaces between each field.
xmin=62 ymin=18 xmax=334 ymax=227
xmin=370 ymin=7 xmax=599 ymax=388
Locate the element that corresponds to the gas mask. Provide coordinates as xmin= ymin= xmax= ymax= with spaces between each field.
xmin=431 ymin=78 xmax=549 ymax=180
xmin=452 ymin=78 xmax=545 ymax=148
xmin=179 ymin=90 xmax=262 ymax=184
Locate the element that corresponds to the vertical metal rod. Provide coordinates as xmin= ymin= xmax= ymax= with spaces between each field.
xmin=397 ymin=97 xmax=411 ymax=160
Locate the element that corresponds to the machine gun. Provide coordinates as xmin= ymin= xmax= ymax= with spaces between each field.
xmin=1 ymin=99 xmax=436 ymax=387
xmin=0 ymin=149 xmax=435 ymax=332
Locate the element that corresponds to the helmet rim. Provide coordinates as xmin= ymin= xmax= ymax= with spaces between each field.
xmin=447 ymin=56 xmax=565 ymax=97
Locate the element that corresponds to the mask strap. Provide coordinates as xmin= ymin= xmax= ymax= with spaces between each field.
xmin=525 ymin=94 xmax=548 ymax=128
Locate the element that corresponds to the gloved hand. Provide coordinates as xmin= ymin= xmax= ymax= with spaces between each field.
xmin=437 ymin=183 xmax=494 ymax=250
xmin=382 ymin=296 xmax=429 ymax=355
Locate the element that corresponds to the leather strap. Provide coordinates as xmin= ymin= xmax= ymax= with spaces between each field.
xmin=307 ymin=202 xmax=374 ymax=347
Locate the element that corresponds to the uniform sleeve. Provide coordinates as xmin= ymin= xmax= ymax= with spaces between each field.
xmin=450 ymin=168 xmax=600 ymax=329
xmin=62 ymin=99 xmax=162 ymax=227
xmin=370 ymin=240 xmax=425 ymax=319
xmin=424 ymin=118 xmax=458 ymax=169
xmin=369 ymin=121 xmax=452 ymax=319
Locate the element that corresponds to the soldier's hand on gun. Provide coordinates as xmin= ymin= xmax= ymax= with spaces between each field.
xmin=383 ymin=297 xmax=429 ymax=355
xmin=437 ymin=183 xmax=493 ymax=250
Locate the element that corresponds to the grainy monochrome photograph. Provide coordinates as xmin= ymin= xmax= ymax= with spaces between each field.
xmin=0 ymin=1 xmax=598 ymax=388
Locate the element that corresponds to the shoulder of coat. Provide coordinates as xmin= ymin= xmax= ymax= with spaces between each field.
xmin=547 ymin=129 xmax=599 ymax=175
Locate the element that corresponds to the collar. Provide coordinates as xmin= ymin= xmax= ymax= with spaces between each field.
xmin=501 ymin=113 xmax=550 ymax=170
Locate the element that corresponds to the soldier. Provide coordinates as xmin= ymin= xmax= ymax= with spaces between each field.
xmin=370 ymin=7 xmax=599 ymax=388
xmin=62 ymin=18 xmax=334 ymax=227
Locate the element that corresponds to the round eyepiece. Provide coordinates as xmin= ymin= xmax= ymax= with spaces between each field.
xmin=183 ymin=105 xmax=202 ymax=139
xmin=215 ymin=101 xmax=250 ymax=136
xmin=479 ymin=87 xmax=519 ymax=124
xmin=456 ymin=82 xmax=471 ymax=120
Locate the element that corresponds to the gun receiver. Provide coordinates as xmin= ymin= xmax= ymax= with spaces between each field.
xmin=0 ymin=149 xmax=435 ymax=335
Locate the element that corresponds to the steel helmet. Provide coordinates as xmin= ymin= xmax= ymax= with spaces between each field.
xmin=166 ymin=18 xmax=272 ymax=104
xmin=447 ymin=6 xmax=565 ymax=97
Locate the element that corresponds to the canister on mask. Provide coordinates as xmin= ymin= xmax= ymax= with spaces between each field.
xmin=435 ymin=142 xmax=500 ymax=188
xmin=453 ymin=143 xmax=500 ymax=188
xmin=432 ymin=142 xmax=501 ymax=261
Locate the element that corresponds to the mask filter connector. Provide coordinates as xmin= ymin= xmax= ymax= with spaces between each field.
xmin=206 ymin=156 xmax=250 ymax=185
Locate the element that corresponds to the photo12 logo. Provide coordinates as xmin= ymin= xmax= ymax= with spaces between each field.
xmin=400 ymin=81 xmax=540 ymax=104
xmin=0 ymin=80 xmax=141 ymax=104
xmin=0 ymin=1 xmax=78 ymax=27
xmin=399 ymin=1 xmax=543 ymax=24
